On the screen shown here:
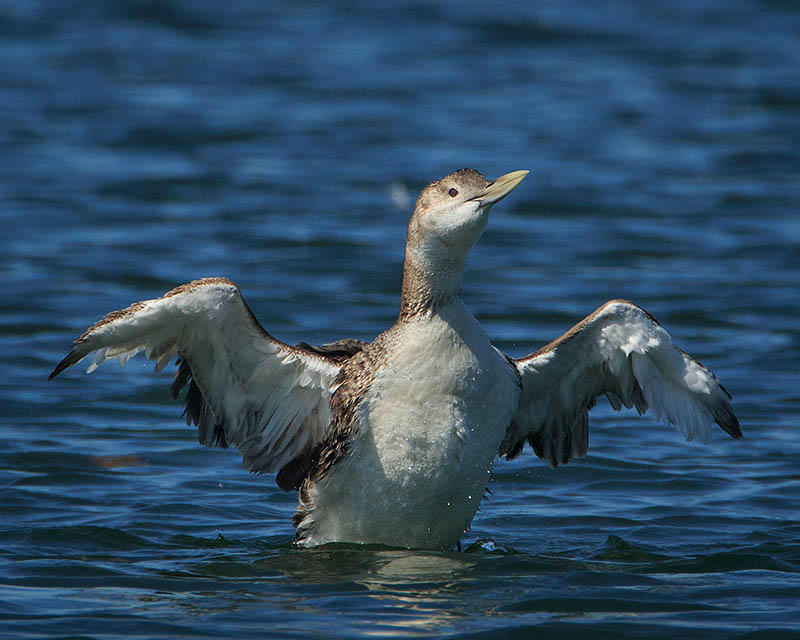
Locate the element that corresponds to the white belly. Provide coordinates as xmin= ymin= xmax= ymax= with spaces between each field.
xmin=301 ymin=301 xmax=521 ymax=549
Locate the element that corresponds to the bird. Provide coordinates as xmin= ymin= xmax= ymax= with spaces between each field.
xmin=49 ymin=168 xmax=741 ymax=550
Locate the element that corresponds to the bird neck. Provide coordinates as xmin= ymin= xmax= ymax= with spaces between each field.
xmin=399 ymin=244 xmax=465 ymax=320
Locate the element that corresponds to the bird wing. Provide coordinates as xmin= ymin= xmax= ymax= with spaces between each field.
xmin=49 ymin=277 xmax=347 ymax=475
xmin=501 ymin=299 xmax=741 ymax=467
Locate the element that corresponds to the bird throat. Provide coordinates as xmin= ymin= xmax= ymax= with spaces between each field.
xmin=399 ymin=247 xmax=466 ymax=320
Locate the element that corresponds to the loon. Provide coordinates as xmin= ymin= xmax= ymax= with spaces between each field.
xmin=49 ymin=168 xmax=741 ymax=549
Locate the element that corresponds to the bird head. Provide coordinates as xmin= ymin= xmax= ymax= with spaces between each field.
xmin=406 ymin=168 xmax=529 ymax=267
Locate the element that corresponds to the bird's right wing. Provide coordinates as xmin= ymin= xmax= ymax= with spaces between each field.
xmin=50 ymin=277 xmax=346 ymax=475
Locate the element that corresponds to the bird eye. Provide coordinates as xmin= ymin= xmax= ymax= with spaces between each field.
xmin=448 ymin=188 xmax=458 ymax=197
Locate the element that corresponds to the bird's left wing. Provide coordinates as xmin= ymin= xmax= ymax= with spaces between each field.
xmin=501 ymin=299 xmax=741 ymax=467
xmin=49 ymin=277 xmax=347 ymax=475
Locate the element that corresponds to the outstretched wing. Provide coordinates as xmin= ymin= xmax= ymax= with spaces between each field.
xmin=50 ymin=277 xmax=347 ymax=476
xmin=501 ymin=299 xmax=741 ymax=468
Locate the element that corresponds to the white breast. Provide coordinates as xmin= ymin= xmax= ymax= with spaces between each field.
xmin=301 ymin=300 xmax=521 ymax=549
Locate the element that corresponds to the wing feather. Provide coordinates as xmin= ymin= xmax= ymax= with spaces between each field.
xmin=502 ymin=299 xmax=741 ymax=467
xmin=49 ymin=277 xmax=344 ymax=474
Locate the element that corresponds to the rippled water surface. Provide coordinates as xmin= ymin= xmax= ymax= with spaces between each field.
xmin=2 ymin=1 xmax=799 ymax=638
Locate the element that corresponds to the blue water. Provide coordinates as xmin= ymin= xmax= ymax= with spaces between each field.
xmin=2 ymin=1 xmax=799 ymax=638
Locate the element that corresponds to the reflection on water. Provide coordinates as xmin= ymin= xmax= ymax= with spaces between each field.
xmin=301 ymin=550 xmax=478 ymax=637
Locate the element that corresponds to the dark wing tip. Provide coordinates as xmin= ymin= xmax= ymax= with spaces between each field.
xmin=717 ymin=410 xmax=743 ymax=440
xmin=710 ymin=397 xmax=742 ymax=439
xmin=48 ymin=350 xmax=81 ymax=380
